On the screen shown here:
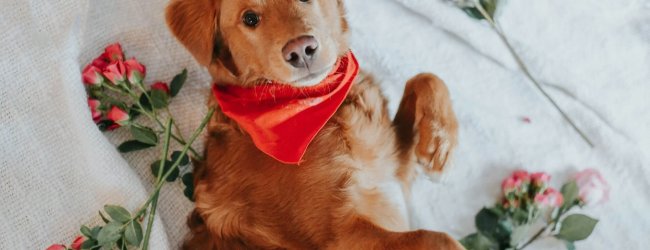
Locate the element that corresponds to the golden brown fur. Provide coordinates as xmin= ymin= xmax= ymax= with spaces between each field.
xmin=166 ymin=0 xmax=463 ymax=249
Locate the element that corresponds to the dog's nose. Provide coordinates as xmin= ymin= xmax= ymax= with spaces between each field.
xmin=282 ymin=35 xmax=319 ymax=69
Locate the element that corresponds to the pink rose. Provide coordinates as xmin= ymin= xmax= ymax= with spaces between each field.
xmin=103 ymin=61 xmax=127 ymax=84
xmin=45 ymin=244 xmax=66 ymax=250
xmin=82 ymin=65 xmax=103 ymax=86
xmin=70 ymin=236 xmax=85 ymax=250
xmin=501 ymin=170 xmax=530 ymax=195
xmin=534 ymin=187 xmax=564 ymax=207
xmin=531 ymin=172 xmax=551 ymax=187
xmin=87 ymin=98 xmax=102 ymax=123
xmin=91 ymin=56 xmax=110 ymax=70
xmin=124 ymin=58 xmax=146 ymax=83
xmin=151 ymin=82 xmax=170 ymax=94
xmin=574 ymin=168 xmax=609 ymax=206
xmin=107 ymin=106 xmax=130 ymax=126
xmin=104 ymin=43 xmax=124 ymax=62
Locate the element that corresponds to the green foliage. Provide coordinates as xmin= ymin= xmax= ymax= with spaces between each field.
xmin=561 ymin=181 xmax=579 ymax=209
xmin=182 ymin=173 xmax=195 ymax=201
xmin=150 ymin=160 xmax=179 ymax=182
xmin=150 ymin=89 xmax=169 ymax=109
xmin=117 ymin=140 xmax=155 ymax=153
xmin=556 ymin=214 xmax=598 ymax=242
xmin=463 ymin=0 xmax=499 ymax=20
xmin=104 ymin=205 xmax=131 ymax=223
xmin=131 ymin=126 xmax=158 ymax=145
xmin=170 ymin=69 xmax=188 ymax=97
xmin=460 ymin=233 xmax=498 ymax=250
xmin=475 ymin=207 xmax=512 ymax=248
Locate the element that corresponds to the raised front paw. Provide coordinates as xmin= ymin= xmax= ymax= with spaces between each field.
xmin=394 ymin=73 xmax=458 ymax=173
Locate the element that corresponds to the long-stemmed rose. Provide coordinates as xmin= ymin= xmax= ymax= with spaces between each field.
xmin=461 ymin=169 xmax=606 ymax=250
xmin=47 ymin=42 xmax=212 ymax=250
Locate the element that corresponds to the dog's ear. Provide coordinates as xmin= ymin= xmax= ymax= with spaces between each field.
xmin=166 ymin=0 xmax=220 ymax=66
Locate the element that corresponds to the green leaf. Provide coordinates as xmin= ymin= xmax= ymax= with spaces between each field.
xmin=556 ymin=214 xmax=599 ymax=241
xmin=151 ymin=160 xmax=179 ymax=182
xmin=117 ymin=140 xmax=155 ymax=153
xmin=96 ymin=221 xmax=124 ymax=247
xmin=171 ymin=151 xmax=190 ymax=166
xmin=561 ymin=181 xmax=579 ymax=209
xmin=475 ymin=208 xmax=512 ymax=246
xmin=459 ymin=233 xmax=498 ymax=250
xmin=182 ymin=173 xmax=195 ymax=201
xmin=91 ymin=226 xmax=102 ymax=239
xmin=510 ymin=225 xmax=531 ymax=247
xmin=128 ymin=104 xmax=141 ymax=119
xmin=150 ymin=89 xmax=169 ymax=109
xmin=139 ymin=93 xmax=152 ymax=111
xmin=99 ymin=211 xmax=110 ymax=223
xmin=80 ymin=239 xmax=97 ymax=250
xmin=131 ymin=126 xmax=158 ymax=145
xmin=104 ymin=205 xmax=132 ymax=223
xmin=80 ymin=225 xmax=93 ymax=238
xmin=463 ymin=0 xmax=499 ymax=20
xmin=124 ymin=220 xmax=143 ymax=246
xmin=170 ymin=69 xmax=188 ymax=97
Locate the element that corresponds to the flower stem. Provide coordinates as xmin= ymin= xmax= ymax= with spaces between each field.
xmin=474 ymin=3 xmax=594 ymax=148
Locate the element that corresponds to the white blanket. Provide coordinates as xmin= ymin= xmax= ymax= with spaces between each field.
xmin=1 ymin=0 xmax=648 ymax=249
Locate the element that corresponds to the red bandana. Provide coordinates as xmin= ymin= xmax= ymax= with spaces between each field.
xmin=212 ymin=52 xmax=359 ymax=165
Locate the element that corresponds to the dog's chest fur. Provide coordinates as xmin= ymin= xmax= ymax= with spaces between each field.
xmin=197 ymin=72 xmax=426 ymax=246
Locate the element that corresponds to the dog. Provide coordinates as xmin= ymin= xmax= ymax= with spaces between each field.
xmin=166 ymin=0 xmax=463 ymax=249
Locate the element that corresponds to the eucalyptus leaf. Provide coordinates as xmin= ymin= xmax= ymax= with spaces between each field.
xmin=131 ymin=126 xmax=158 ymax=145
xmin=556 ymin=214 xmax=599 ymax=241
xmin=460 ymin=233 xmax=498 ymax=250
xmin=171 ymin=151 xmax=190 ymax=166
xmin=124 ymin=220 xmax=143 ymax=246
xmin=151 ymin=89 xmax=169 ymax=109
xmin=117 ymin=140 xmax=155 ymax=153
xmin=96 ymin=221 xmax=124 ymax=247
xmin=475 ymin=208 xmax=512 ymax=246
xmin=104 ymin=205 xmax=132 ymax=223
xmin=151 ymin=160 xmax=179 ymax=182
xmin=170 ymin=69 xmax=188 ymax=97
xmin=91 ymin=226 xmax=102 ymax=239
xmin=80 ymin=239 xmax=97 ymax=250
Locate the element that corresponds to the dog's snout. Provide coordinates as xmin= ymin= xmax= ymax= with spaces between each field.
xmin=282 ymin=35 xmax=319 ymax=69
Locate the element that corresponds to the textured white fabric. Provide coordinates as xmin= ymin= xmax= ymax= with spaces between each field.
xmin=0 ymin=0 xmax=648 ymax=249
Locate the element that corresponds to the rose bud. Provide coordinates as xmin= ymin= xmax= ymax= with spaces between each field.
xmin=501 ymin=170 xmax=530 ymax=195
xmin=103 ymin=61 xmax=127 ymax=84
xmin=82 ymin=65 xmax=104 ymax=86
xmin=107 ymin=106 xmax=130 ymax=126
xmin=70 ymin=236 xmax=85 ymax=250
xmin=88 ymin=98 xmax=102 ymax=123
xmin=125 ymin=58 xmax=146 ymax=83
xmin=534 ymin=188 xmax=564 ymax=207
xmin=531 ymin=172 xmax=551 ymax=187
xmin=574 ymin=168 xmax=610 ymax=206
xmin=45 ymin=244 xmax=66 ymax=250
xmin=91 ymin=55 xmax=110 ymax=70
xmin=104 ymin=43 xmax=124 ymax=62
xmin=151 ymin=82 xmax=170 ymax=95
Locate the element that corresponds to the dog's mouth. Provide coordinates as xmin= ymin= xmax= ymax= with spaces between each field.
xmin=290 ymin=66 xmax=334 ymax=87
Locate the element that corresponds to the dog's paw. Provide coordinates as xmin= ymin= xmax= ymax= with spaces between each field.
xmin=415 ymin=115 xmax=457 ymax=174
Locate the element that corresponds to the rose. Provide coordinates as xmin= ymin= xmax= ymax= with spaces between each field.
xmin=534 ymin=187 xmax=563 ymax=207
xmin=70 ymin=236 xmax=85 ymax=250
xmin=530 ymin=172 xmax=550 ymax=187
xmin=103 ymin=43 xmax=124 ymax=62
xmin=103 ymin=61 xmax=127 ymax=84
xmin=124 ymin=58 xmax=146 ymax=83
xmin=574 ymin=168 xmax=609 ymax=206
xmin=88 ymin=98 xmax=102 ymax=123
xmin=151 ymin=82 xmax=170 ymax=95
xmin=107 ymin=106 xmax=130 ymax=126
xmin=501 ymin=170 xmax=530 ymax=195
xmin=45 ymin=244 xmax=66 ymax=250
xmin=82 ymin=65 xmax=104 ymax=86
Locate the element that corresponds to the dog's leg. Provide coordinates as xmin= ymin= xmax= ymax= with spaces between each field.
xmin=394 ymin=73 xmax=458 ymax=175
xmin=328 ymin=216 xmax=464 ymax=250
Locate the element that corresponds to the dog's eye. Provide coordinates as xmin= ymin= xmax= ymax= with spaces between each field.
xmin=299 ymin=0 xmax=310 ymax=2
xmin=242 ymin=11 xmax=260 ymax=27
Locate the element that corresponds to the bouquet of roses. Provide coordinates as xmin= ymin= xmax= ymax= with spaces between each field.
xmin=47 ymin=43 xmax=214 ymax=250
xmin=460 ymin=169 xmax=610 ymax=250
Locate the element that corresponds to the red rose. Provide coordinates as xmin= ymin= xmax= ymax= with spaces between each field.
xmin=124 ymin=58 xmax=146 ymax=83
xmin=70 ymin=236 xmax=85 ymax=250
xmin=45 ymin=244 xmax=66 ymax=250
xmin=91 ymin=56 xmax=110 ymax=70
xmin=104 ymin=43 xmax=124 ymax=62
xmin=151 ymin=82 xmax=170 ymax=95
xmin=534 ymin=187 xmax=564 ymax=207
xmin=88 ymin=98 xmax=102 ymax=123
xmin=103 ymin=61 xmax=127 ymax=84
xmin=82 ymin=65 xmax=103 ymax=86
xmin=530 ymin=172 xmax=550 ymax=187
xmin=107 ymin=106 xmax=130 ymax=126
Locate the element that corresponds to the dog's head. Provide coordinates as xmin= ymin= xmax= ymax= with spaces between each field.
xmin=166 ymin=0 xmax=349 ymax=87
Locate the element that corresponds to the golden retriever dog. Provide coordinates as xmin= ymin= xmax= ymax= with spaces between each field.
xmin=166 ymin=0 xmax=463 ymax=249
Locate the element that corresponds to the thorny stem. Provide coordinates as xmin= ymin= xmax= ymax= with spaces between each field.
xmin=474 ymin=3 xmax=594 ymax=148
